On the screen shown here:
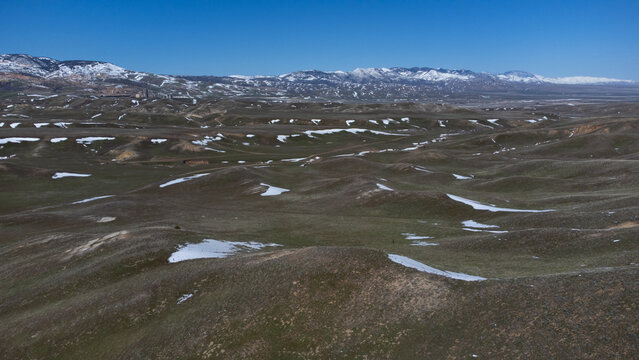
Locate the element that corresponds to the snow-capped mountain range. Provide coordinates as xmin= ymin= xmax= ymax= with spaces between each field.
xmin=1 ymin=54 xmax=636 ymax=101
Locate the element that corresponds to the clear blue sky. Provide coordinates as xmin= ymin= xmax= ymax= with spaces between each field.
xmin=2 ymin=0 xmax=638 ymax=79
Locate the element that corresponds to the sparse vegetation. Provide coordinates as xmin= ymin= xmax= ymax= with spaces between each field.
xmin=1 ymin=93 xmax=638 ymax=358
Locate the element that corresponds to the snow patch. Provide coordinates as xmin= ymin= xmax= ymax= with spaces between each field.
xmin=260 ymin=183 xmax=290 ymax=196
xmin=388 ymin=254 xmax=486 ymax=281
xmin=447 ymin=194 xmax=554 ymax=213
xmin=159 ymin=173 xmax=210 ymax=188
xmin=72 ymin=195 xmax=114 ymax=204
xmin=0 ymin=137 xmax=39 ymax=145
xmin=453 ymin=174 xmax=473 ymax=180
xmin=76 ymin=137 xmax=115 ymax=145
xmin=168 ymin=239 xmax=282 ymax=262
xmin=52 ymin=172 xmax=91 ymax=179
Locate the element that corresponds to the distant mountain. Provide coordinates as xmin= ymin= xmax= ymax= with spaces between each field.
xmin=1 ymin=54 xmax=637 ymax=101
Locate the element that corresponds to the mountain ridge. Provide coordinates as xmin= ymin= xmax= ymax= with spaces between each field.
xmin=1 ymin=54 xmax=637 ymax=101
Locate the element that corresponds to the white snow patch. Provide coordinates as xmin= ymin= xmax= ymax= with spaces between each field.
xmin=402 ymin=233 xmax=434 ymax=240
xmin=52 ymin=172 xmax=91 ymax=179
xmin=159 ymin=173 xmax=210 ymax=188
xmin=303 ymin=128 xmax=407 ymax=138
xmin=388 ymin=254 xmax=486 ymax=281
xmin=376 ymin=183 xmax=393 ymax=191
xmin=411 ymin=241 xmax=439 ymax=246
xmin=412 ymin=165 xmax=432 ymax=173
xmin=453 ymin=174 xmax=473 ymax=180
xmin=76 ymin=137 xmax=115 ymax=145
xmin=462 ymin=220 xmax=499 ymax=229
xmin=0 ymin=137 xmax=39 ymax=145
xmin=50 ymin=137 xmax=68 ymax=143
xmin=462 ymin=227 xmax=508 ymax=234
xmin=10 ymin=122 xmax=20 ymax=128
xmin=97 ymin=216 xmax=116 ymax=223
xmin=447 ymin=194 xmax=554 ymax=213
xmin=54 ymin=122 xmax=72 ymax=128
xmin=150 ymin=138 xmax=167 ymax=144
xmin=168 ymin=239 xmax=282 ymax=262
xmin=282 ymin=157 xmax=306 ymax=162
xmin=177 ymin=293 xmax=193 ymax=304
xmin=33 ymin=122 xmax=50 ymax=128
xmin=345 ymin=120 xmax=355 ymax=126
xmin=72 ymin=195 xmax=114 ymax=204
xmin=260 ymin=183 xmax=290 ymax=196
xmin=311 ymin=119 xmax=322 ymax=125
xmin=91 ymin=113 xmax=102 ymax=119
xmin=468 ymin=120 xmax=493 ymax=129
xmin=277 ymin=135 xmax=290 ymax=143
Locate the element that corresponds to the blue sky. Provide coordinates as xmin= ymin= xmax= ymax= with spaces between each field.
xmin=2 ymin=0 xmax=638 ymax=79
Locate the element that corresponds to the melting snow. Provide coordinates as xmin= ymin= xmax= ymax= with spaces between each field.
xmin=453 ymin=174 xmax=473 ymax=180
xmin=54 ymin=122 xmax=71 ymax=128
xmin=0 ymin=137 xmax=39 ymax=145
xmin=260 ymin=183 xmax=290 ymax=196
xmin=376 ymin=183 xmax=393 ymax=191
xmin=282 ymin=157 xmax=306 ymax=162
xmin=52 ymin=172 xmax=91 ymax=179
xmin=10 ymin=122 xmax=20 ymax=128
xmin=76 ymin=137 xmax=115 ymax=145
xmin=277 ymin=135 xmax=290 ymax=143
xmin=402 ymin=232 xmax=433 ymax=240
xmin=447 ymin=194 xmax=554 ymax=213
xmin=468 ymin=120 xmax=493 ymax=129
xmin=159 ymin=173 xmax=210 ymax=188
xmin=72 ymin=195 xmax=114 ymax=204
xmin=303 ymin=128 xmax=407 ymax=138
xmin=412 ymin=165 xmax=432 ymax=173
xmin=462 ymin=227 xmax=508 ymax=234
xmin=411 ymin=241 xmax=439 ymax=246
xmin=177 ymin=293 xmax=193 ymax=304
xmin=388 ymin=254 xmax=486 ymax=281
xmin=168 ymin=239 xmax=282 ymax=262
xmin=33 ymin=122 xmax=50 ymax=128
xmin=50 ymin=137 xmax=68 ymax=143
xmin=462 ymin=220 xmax=498 ymax=229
